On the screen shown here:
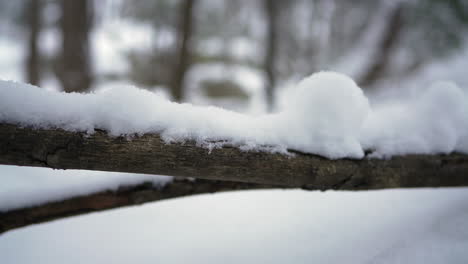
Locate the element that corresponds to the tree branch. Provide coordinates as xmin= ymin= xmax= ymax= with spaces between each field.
xmin=1 ymin=123 xmax=468 ymax=190
xmin=0 ymin=178 xmax=274 ymax=234
xmin=0 ymin=178 xmax=275 ymax=234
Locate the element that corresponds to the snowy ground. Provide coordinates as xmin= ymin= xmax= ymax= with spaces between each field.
xmin=1 ymin=186 xmax=468 ymax=263
xmin=0 ymin=165 xmax=172 ymax=212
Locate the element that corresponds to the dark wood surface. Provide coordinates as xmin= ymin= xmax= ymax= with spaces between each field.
xmin=2 ymin=123 xmax=467 ymax=190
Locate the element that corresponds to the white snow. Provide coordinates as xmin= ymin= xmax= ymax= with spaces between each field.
xmin=1 ymin=188 xmax=467 ymax=263
xmin=362 ymin=82 xmax=468 ymax=155
xmin=1 ymin=71 xmax=467 ymax=159
xmin=0 ymin=165 xmax=172 ymax=212
xmin=277 ymin=72 xmax=370 ymax=158
xmin=361 ymin=81 xmax=468 ymax=157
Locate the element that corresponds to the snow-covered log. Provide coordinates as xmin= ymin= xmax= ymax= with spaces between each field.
xmin=0 ymin=178 xmax=272 ymax=234
xmin=1 ymin=123 xmax=468 ymax=190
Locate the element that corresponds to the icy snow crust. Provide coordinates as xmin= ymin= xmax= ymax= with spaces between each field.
xmin=1 ymin=71 xmax=467 ymax=159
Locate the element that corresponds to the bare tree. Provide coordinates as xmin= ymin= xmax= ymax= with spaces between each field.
xmin=172 ymin=0 xmax=197 ymax=102
xmin=56 ymin=0 xmax=94 ymax=93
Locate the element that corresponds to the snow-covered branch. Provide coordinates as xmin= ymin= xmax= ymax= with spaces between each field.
xmin=1 ymin=122 xmax=468 ymax=190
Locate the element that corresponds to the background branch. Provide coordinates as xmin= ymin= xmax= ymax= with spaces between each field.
xmin=0 ymin=178 xmax=276 ymax=235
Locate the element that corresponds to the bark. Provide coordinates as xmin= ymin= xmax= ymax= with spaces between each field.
xmin=56 ymin=0 xmax=93 ymax=93
xmin=25 ymin=0 xmax=42 ymax=86
xmin=171 ymin=0 xmax=197 ymax=102
xmin=1 ymin=123 xmax=468 ymax=190
xmin=359 ymin=4 xmax=404 ymax=88
xmin=0 ymin=178 xmax=274 ymax=235
xmin=263 ymin=0 xmax=279 ymax=111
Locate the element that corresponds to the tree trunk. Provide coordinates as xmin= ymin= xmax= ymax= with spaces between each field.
xmin=25 ymin=0 xmax=42 ymax=86
xmin=263 ymin=0 xmax=279 ymax=111
xmin=171 ymin=0 xmax=197 ymax=102
xmin=56 ymin=0 xmax=93 ymax=93
xmin=359 ymin=4 xmax=404 ymax=88
xmin=1 ymin=123 xmax=467 ymax=190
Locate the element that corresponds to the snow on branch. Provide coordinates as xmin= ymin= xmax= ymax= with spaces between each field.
xmin=2 ymin=72 xmax=467 ymax=160
xmin=1 ymin=71 xmax=468 ymax=191
xmin=1 ymin=122 xmax=468 ymax=190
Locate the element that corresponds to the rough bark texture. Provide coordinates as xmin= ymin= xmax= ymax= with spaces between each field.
xmin=0 ymin=178 xmax=273 ymax=235
xmin=1 ymin=123 xmax=468 ymax=190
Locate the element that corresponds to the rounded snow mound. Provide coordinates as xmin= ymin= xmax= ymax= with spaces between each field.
xmin=277 ymin=71 xmax=370 ymax=159
xmin=361 ymin=81 xmax=468 ymax=156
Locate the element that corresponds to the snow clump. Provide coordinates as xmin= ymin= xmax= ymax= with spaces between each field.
xmin=276 ymin=71 xmax=370 ymax=158
xmin=361 ymin=81 xmax=468 ymax=157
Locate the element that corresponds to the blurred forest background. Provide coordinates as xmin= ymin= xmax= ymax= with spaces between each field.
xmin=1 ymin=0 xmax=468 ymax=112
xmin=1 ymin=2 xmax=468 ymax=262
